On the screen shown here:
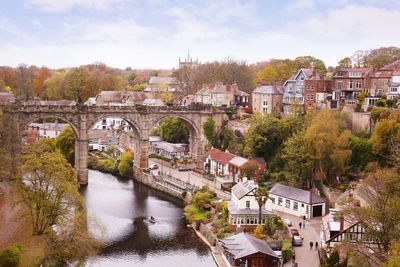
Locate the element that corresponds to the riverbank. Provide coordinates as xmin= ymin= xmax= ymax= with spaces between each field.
xmin=0 ymin=181 xmax=47 ymax=266
xmin=192 ymin=226 xmax=228 ymax=267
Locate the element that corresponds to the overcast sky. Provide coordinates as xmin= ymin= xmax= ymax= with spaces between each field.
xmin=1 ymin=0 xmax=400 ymax=69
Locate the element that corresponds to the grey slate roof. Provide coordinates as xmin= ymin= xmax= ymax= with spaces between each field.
xmin=269 ymin=183 xmax=325 ymax=204
xmin=219 ymin=232 xmax=279 ymax=260
xmin=231 ymin=180 xmax=256 ymax=199
xmin=252 ymin=85 xmax=283 ymax=95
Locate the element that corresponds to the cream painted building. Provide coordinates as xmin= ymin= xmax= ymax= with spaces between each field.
xmin=252 ymin=85 xmax=283 ymax=115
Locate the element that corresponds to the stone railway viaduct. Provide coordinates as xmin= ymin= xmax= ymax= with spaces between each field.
xmin=2 ymin=103 xmax=226 ymax=185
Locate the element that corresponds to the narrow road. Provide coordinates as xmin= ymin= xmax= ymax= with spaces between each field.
xmin=276 ymin=211 xmax=321 ymax=267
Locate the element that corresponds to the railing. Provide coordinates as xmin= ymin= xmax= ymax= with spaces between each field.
xmin=153 ymin=173 xmax=196 ymax=192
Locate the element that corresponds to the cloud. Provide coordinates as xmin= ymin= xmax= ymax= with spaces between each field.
xmin=25 ymin=0 xmax=121 ymax=12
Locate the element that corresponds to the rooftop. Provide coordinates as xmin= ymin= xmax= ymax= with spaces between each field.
xmin=206 ymin=148 xmax=236 ymax=165
xmin=229 ymin=156 xmax=248 ymax=167
xmin=252 ymin=85 xmax=283 ymax=95
xmin=269 ymin=183 xmax=325 ymax=204
xmin=28 ymin=122 xmax=69 ymax=131
xmin=148 ymin=76 xmax=179 ymax=85
xmin=219 ymin=232 xmax=279 ymax=260
xmin=231 ymin=180 xmax=256 ymax=199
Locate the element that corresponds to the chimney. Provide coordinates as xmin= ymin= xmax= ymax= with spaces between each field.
xmin=339 ymin=215 xmax=344 ymax=231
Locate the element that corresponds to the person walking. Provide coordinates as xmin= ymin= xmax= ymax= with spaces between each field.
xmin=309 ymin=241 xmax=313 ymax=250
xmin=315 ymin=241 xmax=319 ymax=251
xmin=299 ymin=221 xmax=302 ymax=229
xmin=302 ymin=215 xmax=306 ymax=229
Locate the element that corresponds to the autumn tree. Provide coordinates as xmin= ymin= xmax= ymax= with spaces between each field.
xmin=344 ymin=168 xmax=400 ymax=265
xmin=363 ymin=47 xmax=400 ymax=69
xmin=43 ymin=70 xmax=68 ymax=100
xmin=338 ymin=57 xmax=352 ymax=68
xmin=370 ymin=119 xmax=400 ymax=165
xmin=158 ymin=118 xmax=189 ymax=143
xmin=173 ymin=65 xmax=196 ymax=94
xmin=15 ymin=64 xmax=36 ymax=100
xmin=19 ymin=144 xmax=81 ymax=235
xmin=0 ymin=66 xmax=17 ymax=90
xmin=64 ymin=67 xmax=90 ymax=103
xmin=33 ymin=67 xmax=51 ymax=97
xmin=304 ymin=110 xmax=352 ymax=182
xmin=240 ymin=160 xmax=259 ymax=180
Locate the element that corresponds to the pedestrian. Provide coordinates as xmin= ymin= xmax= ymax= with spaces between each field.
xmin=309 ymin=241 xmax=313 ymax=250
xmin=302 ymin=215 xmax=306 ymax=229
xmin=299 ymin=221 xmax=302 ymax=229
xmin=315 ymin=241 xmax=319 ymax=251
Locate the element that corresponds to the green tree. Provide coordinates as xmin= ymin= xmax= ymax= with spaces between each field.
xmin=64 ymin=67 xmax=90 ymax=103
xmin=19 ymin=146 xmax=81 ymax=235
xmin=118 ymin=151 xmax=133 ymax=177
xmin=43 ymin=70 xmax=68 ymax=100
xmin=282 ymin=130 xmax=314 ymax=187
xmin=0 ymin=243 xmax=22 ymax=267
xmin=363 ymin=46 xmax=400 ymax=69
xmin=243 ymin=114 xmax=285 ymax=160
xmin=55 ymin=126 xmax=75 ymax=166
xmin=203 ymin=117 xmax=218 ymax=148
xmin=254 ymin=186 xmax=269 ymax=225
xmin=159 ymin=118 xmax=189 ymax=143
xmin=349 ymin=137 xmax=376 ymax=171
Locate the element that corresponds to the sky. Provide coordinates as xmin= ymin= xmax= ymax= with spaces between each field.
xmin=1 ymin=0 xmax=400 ymax=69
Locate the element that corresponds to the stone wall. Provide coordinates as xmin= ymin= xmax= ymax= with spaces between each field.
xmin=342 ymin=106 xmax=372 ymax=133
xmin=199 ymin=223 xmax=216 ymax=246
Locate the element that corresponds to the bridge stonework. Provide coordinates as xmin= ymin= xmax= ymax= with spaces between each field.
xmin=3 ymin=104 xmax=226 ymax=185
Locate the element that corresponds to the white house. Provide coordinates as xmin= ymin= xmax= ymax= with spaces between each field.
xmin=93 ymin=117 xmax=134 ymax=131
xmin=265 ymin=183 xmax=326 ymax=218
xmin=204 ymin=148 xmax=235 ymax=178
xmin=388 ymin=70 xmax=400 ymax=100
xmin=228 ymin=180 xmax=273 ymax=226
xmin=28 ymin=123 xmax=69 ymax=139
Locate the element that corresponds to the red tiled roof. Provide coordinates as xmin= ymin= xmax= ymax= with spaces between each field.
xmin=206 ymin=148 xmax=236 ymax=165
xmin=381 ymin=59 xmax=400 ymax=71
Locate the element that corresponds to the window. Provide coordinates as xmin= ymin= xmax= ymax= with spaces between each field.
xmin=391 ymin=87 xmax=398 ymax=93
xmin=278 ymin=197 xmax=283 ymax=206
xmin=355 ymin=81 xmax=362 ymax=89
xmin=246 ymin=201 xmax=250 ymax=208
xmin=349 ymin=72 xmax=362 ymax=77
xmin=293 ymin=202 xmax=298 ymax=211
xmin=337 ymin=81 xmax=343 ymax=90
xmin=348 ymin=80 xmax=353 ymax=89
xmin=271 ymin=197 xmax=275 ymax=204
xmin=310 ymin=94 xmax=314 ymax=100
xmin=285 ymin=199 xmax=290 ymax=208
xmin=301 ymin=203 xmax=304 ymax=207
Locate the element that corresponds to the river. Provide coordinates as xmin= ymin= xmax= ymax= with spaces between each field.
xmin=80 ymin=170 xmax=216 ymax=267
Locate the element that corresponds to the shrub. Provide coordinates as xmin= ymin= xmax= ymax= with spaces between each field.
xmin=281 ymin=239 xmax=292 ymax=263
xmin=118 ymin=151 xmax=133 ymax=177
xmin=0 ymin=244 xmax=22 ymax=267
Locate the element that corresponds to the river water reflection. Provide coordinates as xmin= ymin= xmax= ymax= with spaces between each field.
xmin=81 ymin=170 xmax=216 ymax=267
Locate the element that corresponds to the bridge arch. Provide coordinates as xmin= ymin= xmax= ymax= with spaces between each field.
xmin=18 ymin=114 xmax=80 ymax=137
xmin=86 ymin=114 xmax=142 ymax=139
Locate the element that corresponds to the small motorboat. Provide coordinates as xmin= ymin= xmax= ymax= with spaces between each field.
xmin=148 ymin=216 xmax=156 ymax=224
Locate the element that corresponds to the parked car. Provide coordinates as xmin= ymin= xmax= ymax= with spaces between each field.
xmin=290 ymin=229 xmax=299 ymax=236
xmin=178 ymin=166 xmax=191 ymax=172
xmin=283 ymin=218 xmax=292 ymax=226
xmin=149 ymin=164 xmax=159 ymax=170
xmin=292 ymin=235 xmax=303 ymax=246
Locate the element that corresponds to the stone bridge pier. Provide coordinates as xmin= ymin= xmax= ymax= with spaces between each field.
xmin=3 ymin=104 xmax=227 ymax=186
